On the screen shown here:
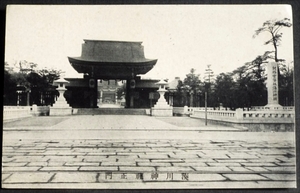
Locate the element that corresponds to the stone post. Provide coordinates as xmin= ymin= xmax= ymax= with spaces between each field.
xmin=115 ymin=94 xmax=118 ymax=104
xmin=99 ymin=90 xmax=103 ymax=105
xmin=235 ymin=108 xmax=244 ymax=121
xmin=183 ymin=105 xmax=188 ymax=114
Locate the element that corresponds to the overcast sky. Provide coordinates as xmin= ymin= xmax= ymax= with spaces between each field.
xmin=5 ymin=5 xmax=293 ymax=81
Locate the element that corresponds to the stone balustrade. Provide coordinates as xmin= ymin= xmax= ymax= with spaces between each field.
xmin=250 ymin=106 xmax=294 ymax=111
xmin=192 ymin=109 xmax=237 ymax=122
xmin=3 ymin=106 xmax=32 ymax=121
xmin=173 ymin=107 xmax=221 ymax=115
xmin=3 ymin=105 xmax=50 ymax=122
xmin=191 ymin=108 xmax=294 ymax=124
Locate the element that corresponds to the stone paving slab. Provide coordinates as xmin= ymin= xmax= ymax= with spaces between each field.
xmin=260 ymin=174 xmax=296 ymax=181
xmin=192 ymin=166 xmax=232 ymax=172
xmin=156 ymin=166 xmax=195 ymax=172
xmin=2 ymin=166 xmax=42 ymax=172
xmin=119 ymin=166 xmax=156 ymax=172
xmin=222 ymin=174 xmax=269 ymax=181
xmin=52 ymin=172 xmax=97 ymax=183
xmin=2 ymin=181 xmax=296 ymax=189
xmin=2 ymin=138 xmax=296 ymax=189
xmin=39 ymin=166 xmax=80 ymax=171
xmin=2 ymin=115 xmax=296 ymax=189
xmin=137 ymin=162 xmax=172 ymax=167
xmin=4 ymin=172 xmax=54 ymax=183
xmin=79 ymin=166 xmax=118 ymax=171
xmin=227 ymin=167 xmax=252 ymax=172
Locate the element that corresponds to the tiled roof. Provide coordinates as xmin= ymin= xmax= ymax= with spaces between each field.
xmin=72 ymin=40 xmax=154 ymax=63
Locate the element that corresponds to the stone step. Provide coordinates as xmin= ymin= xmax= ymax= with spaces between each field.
xmin=76 ymin=108 xmax=148 ymax=115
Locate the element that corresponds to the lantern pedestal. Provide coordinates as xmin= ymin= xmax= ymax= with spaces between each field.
xmin=50 ymin=78 xmax=72 ymax=116
xmin=50 ymin=107 xmax=72 ymax=116
xmin=151 ymin=79 xmax=173 ymax=117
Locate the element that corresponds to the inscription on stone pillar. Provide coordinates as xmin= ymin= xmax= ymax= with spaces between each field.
xmin=267 ymin=62 xmax=279 ymax=106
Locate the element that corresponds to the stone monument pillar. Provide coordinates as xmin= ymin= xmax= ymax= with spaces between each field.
xmin=151 ymin=79 xmax=173 ymax=116
xmin=50 ymin=78 xmax=72 ymax=115
xmin=265 ymin=62 xmax=282 ymax=109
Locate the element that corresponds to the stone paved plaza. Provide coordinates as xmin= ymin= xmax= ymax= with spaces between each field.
xmin=2 ymin=115 xmax=296 ymax=189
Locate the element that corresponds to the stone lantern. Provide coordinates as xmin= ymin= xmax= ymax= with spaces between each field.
xmin=50 ymin=77 xmax=72 ymax=115
xmin=151 ymin=79 xmax=173 ymax=116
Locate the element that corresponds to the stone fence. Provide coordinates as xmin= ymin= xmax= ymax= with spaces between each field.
xmin=190 ymin=107 xmax=295 ymax=131
xmin=173 ymin=107 xmax=216 ymax=116
xmin=3 ymin=106 xmax=32 ymax=121
xmin=172 ymin=106 xmax=295 ymax=131
xmin=191 ymin=108 xmax=294 ymax=124
xmin=250 ymin=106 xmax=294 ymax=111
xmin=3 ymin=105 xmax=50 ymax=122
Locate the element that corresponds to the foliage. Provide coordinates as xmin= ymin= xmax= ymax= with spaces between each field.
xmin=278 ymin=61 xmax=294 ymax=106
xmin=37 ymin=68 xmax=63 ymax=85
xmin=183 ymin=68 xmax=202 ymax=92
xmin=174 ymin=68 xmax=203 ymax=107
xmin=174 ymin=59 xmax=293 ymax=109
xmin=213 ymin=73 xmax=236 ymax=108
xmin=3 ymin=61 xmax=62 ymax=106
xmin=253 ymin=18 xmax=292 ymax=62
xmin=4 ymin=65 xmax=17 ymax=105
xmin=244 ymin=51 xmax=272 ymax=81
xmin=172 ymin=40 xmax=293 ymax=109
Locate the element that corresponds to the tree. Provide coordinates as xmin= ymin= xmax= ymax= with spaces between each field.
xmin=183 ymin=68 xmax=202 ymax=107
xmin=213 ymin=73 xmax=236 ymax=108
xmin=203 ymin=65 xmax=215 ymax=107
xmin=175 ymin=79 xmax=185 ymax=107
xmin=3 ymin=61 xmax=62 ymax=106
xmin=174 ymin=68 xmax=202 ymax=107
xmin=230 ymin=60 xmax=268 ymax=109
xmin=204 ymin=64 xmax=214 ymax=84
xmin=253 ymin=18 xmax=292 ymax=62
xmin=37 ymin=68 xmax=63 ymax=85
xmin=4 ymin=64 xmax=17 ymax=105
xmin=244 ymin=51 xmax=272 ymax=81
xmin=278 ymin=61 xmax=294 ymax=106
xmin=183 ymin=68 xmax=201 ymax=91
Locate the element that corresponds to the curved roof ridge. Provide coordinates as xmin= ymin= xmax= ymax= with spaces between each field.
xmin=83 ymin=39 xmax=143 ymax=44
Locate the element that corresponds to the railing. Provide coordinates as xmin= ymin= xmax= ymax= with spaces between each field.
xmin=191 ymin=107 xmax=295 ymax=124
xmin=3 ymin=106 xmax=32 ymax=121
xmin=173 ymin=106 xmax=228 ymax=115
xmin=250 ymin=106 xmax=294 ymax=111
xmin=192 ymin=109 xmax=237 ymax=122
xmin=3 ymin=105 xmax=50 ymax=121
